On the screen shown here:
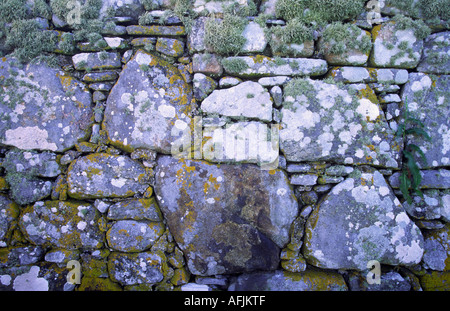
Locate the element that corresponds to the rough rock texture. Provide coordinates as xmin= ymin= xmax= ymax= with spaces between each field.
xmin=19 ymin=201 xmax=103 ymax=249
xmin=154 ymin=155 xmax=298 ymax=276
xmin=102 ymin=50 xmax=193 ymax=154
xmin=279 ymin=79 xmax=401 ymax=168
xmin=401 ymin=73 xmax=449 ymax=167
xmin=0 ymin=57 xmax=93 ymax=152
xmin=417 ymin=31 xmax=450 ymax=74
xmin=67 ymin=153 xmax=148 ymax=199
xmin=303 ymin=168 xmax=424 ymax=270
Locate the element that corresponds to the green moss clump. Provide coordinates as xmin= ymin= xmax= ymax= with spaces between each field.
xmin=204 ymin=14 xmax=248 ymax=55
xmin=386 ymin=0 xmax=450 ymax=25
xmin=221 ymin=58 xmax=249 ymax=74
xmin=321 ymin=22 xmax=372 ymax=55
xmin=283 ymin=78 xmax=315 ymax=99
xmin=392 ymin=14 xmax=431 ymax=40
xmin=275 ymin=0 xmax=365 ymax=25
xmin=270 ymin=18 xmax=313 ymax=53
xmin=4 ymin=19 xmax=58 ymax=63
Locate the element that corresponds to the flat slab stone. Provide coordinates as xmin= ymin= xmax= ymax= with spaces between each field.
xmin=126 ymin=25 xmax=185 ymax=36
xmin=102 ymin=50 xmax=193 ymax=153
xmin=279 ymin=79 xmax=402 ymax=168
xmin=329 ymin=67 xmax=409 ymax=84
xmin=154 ymin=155 xmax=298 ymax=276
xmin=303 ymin=168 xmax=424 ymax=270
xmin=201 ymin=81 xmax=272 ymax=121
xmin=72 ymin=52 xmax=122 ymax=71
xmin=222 ymin=55 xmax=328 ymax=78
xmin=67 ymin=153 xmax=148 ymax=199
xmin=0 ymin=56 xmax=93 ymax=152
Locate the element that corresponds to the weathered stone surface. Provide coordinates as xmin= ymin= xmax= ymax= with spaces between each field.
xmin=193 ymin=73 xmax=217 ymax=101
xmin=319 ymin=25 xmax=371 ymax=66
xmin=103 ymin=50 xmax=193 ymax=153
xmin=279 ymin=79 xmax=401 ymax=168
xmin=19 ymin=201 xmax=103 ymax=249
xmin=402 ymin=189 xmax=450 ymax=221
xmin=108 ymin=251 xmax=166 ymax=286
xmin=192 ymin=53 xmax=223 ymax=76
xmin=188 ymin=17 xmax=207 ymax=53
xmin=99 ymin=0 xmax=145 ymax=22
xmin=0 ymin=56 xmax=93 ymax=152
xmin=201 ymin=81 xmax=272 ymax=121
xmin=348 ymin=271 xmax=412 ymax=291
xmin=389 ymin=170 xmax=450 ymax=190
xmin=241 ymin=22 xmax=268 ymax=53
xmin=228 ymin=269 xmax=348 ymax=291
xmin=3 ymin=150 xmax=60 ymax=178
xmin=401 ymin=73 xmax=449 ymax=167
xmin=154 ymin=155 xmax=298 ymax=276
xmin=370 ymin=21 xmax=424 ymax=68
xmin=126 ymin=25 xmax=185 ymax=36
xmin=303 ymin=168 xmax=424 ymax=271
xmin=417 ymin=31 xmax=450 ymax=74
xmin=155 ymin=38 xmax=185 ymax=57
xmin=72 ymin=52 xmax=122 ymax=71
xmin=67 ymin=153 xmax=148 ymax=199
xmin=222 ymin=56 xmax=328 ymax=78
xmin=0 ymin=195 xmax=19 ymax=247
xmin=422 ymin=223 xmax=450 ymax=271
xmin=106 ymin=220 xmax=165 ymax=252
xmin=329 ymin=67 xmax=409 ymax=84
xmin=107 ymin=198 xmax=163 ymax=221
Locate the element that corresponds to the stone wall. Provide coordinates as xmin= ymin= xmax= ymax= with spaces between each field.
xmin=0 ymin=0 xmax=449 ymax=291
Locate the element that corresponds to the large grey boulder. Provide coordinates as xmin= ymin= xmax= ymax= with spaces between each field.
xmin=303 ymin=168 xmax=424 ymax=271
xmin=154 ymin=155 xmax=298 ymax=276
xmin=102 ymin=50 xmax=193 ymax=154
xmin=0 ymin=57 xmax=93 ymax=152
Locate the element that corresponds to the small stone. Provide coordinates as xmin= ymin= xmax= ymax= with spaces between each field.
xmin=156 ymin=37 xmax=185 ymax=57
xmin=290 ymin=174 xmax=318 ymax=186
xmin=192 ymin=53 xmax=223 ymax=76
xmin=72 ymin=52 xmax=122 ymax=71
xmin=126 ymin=25 xmax=185 ymax=36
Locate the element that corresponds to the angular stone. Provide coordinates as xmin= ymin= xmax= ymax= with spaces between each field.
xmin=106 ymin=220 xmax=165 ymax=252
xmin=348 ymin=271 xmax=412 ymax=291
xmin=192 ymin=53 xmax=223 ymax=76
xmin=193 ymin=73 xmax=217 ymax=101
xmin=280 ymin=79 xmax=401 ymax=168
xmin=401 ymin=73 xmax=449 ymax=167
xmin=103 ymin=50 xmax=193 ymax=154
xmin=188 ymin=17 xmax=207 ymax=53
xmin=155 ymin=37 xmax=185 ymax=57
xmin=303 ymin=169 xmax=424 ymax=270
xmin=289 ymin=174 xmax=318 ymax=186
xmin=107 ymin=198 xmax=163 ymax=221
xmin=154 ymin=155 xmax=298 ymax=276
xmin=370 ymin=21 xmax=424 ymax=68
xmin=417 ymin=31 xmax=450 ymax=74
xmin=228 ymin=270 xmax=348 ymax=291
xmin=201 ymin=81 xmax=272 ymax=121
xmin=67 ymin=153 xmax=148 ymax=199
xmin=222 ymin=56 xmax=328 ymax=78
xmin=5 ymin=175 xmax=52 ymax=205
xmin=72 ymin=52 xmax=121 ymax=71
xmin=108 ymin=251 xmax=166 ymax=286
xmin=99 ymin=0 xmax=145 ymax=22
xmin=422 ymin=224 xmax=450 ymax=271
xmin=82 ymin=71 xmax=118 ymax=83
xmin=402 ymin=189 xmax=449 ymax=221
xmin=241 ymin=22 xmax=268 ymax=53
xmin=0 ymin=56 xmax=93 ymax=152
xmin=19 ymin=201 xmax=103 ymax=249
xmin=126 ymin=25 xmax=185 ymax=36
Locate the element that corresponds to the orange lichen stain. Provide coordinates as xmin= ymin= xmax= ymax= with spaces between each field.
xmin=268 ymin=169 xmax=276 ymax=175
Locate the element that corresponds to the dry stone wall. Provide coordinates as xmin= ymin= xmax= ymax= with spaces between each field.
xmin=0 ymin=0 xmax=449 ymax=291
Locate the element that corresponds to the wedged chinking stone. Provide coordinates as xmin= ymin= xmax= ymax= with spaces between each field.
xmin=67 ymin=153 xmax=148 ymax=199
xmin=102 ymin=49 xmax=193 ymax=153
xmin=279 ymin=78 xmax=402 ymax=168
xmin=303 ymin=168 xmax=424 ymax=271
xmin=154 ymin=155 xmax=298 ymax=276
xmin=401 ymin=73 xmax=449 ymax=167
xmin=0 ymin=56 xmax=93 ymax=152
